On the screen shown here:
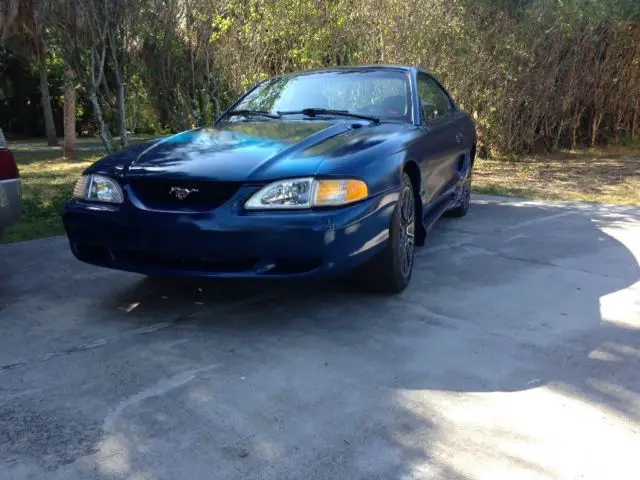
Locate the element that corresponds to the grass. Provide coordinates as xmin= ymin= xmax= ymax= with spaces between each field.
xmin=1 ymin=151 xmax=98 ymax=244
xmin=1 ymin=143 xmax=639 ymax=244
xmin=2 ymin=135 xmax=155 ymax=244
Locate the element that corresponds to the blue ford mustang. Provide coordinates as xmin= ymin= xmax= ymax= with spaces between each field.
xmin=64 ymin=66 xmax=476 ymax=293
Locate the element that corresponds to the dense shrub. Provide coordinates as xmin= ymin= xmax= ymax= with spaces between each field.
xmin=3 ymin=0 xmax=640 ymax=154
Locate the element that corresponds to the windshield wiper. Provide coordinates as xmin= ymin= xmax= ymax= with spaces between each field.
xmin=278 ymin=108 xmax=380 ymax=124
xmin=227 ymin=109 xmax=281 ymax=119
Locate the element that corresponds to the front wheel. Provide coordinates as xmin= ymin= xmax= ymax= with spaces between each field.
xmin=361 ymin=173 xmax=416 ymax=294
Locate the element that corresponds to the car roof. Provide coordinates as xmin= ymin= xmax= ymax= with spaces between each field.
xmin=276 ymin=65 xmax=418 ymax=78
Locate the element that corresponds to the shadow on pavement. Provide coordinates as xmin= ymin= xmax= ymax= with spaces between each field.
xmin=0 ymin=198 xmax=638 ymax=478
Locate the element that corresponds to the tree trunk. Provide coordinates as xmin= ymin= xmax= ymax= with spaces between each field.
xmin=211 ymin=92 xmax=220 ymax=120
xmin=38 ymin=51 xmax=58 ymax=147
xmin=632 ymin=100 xmax=638 ymax=142
xmin=553 ymin=120 xmax=566 ymax=150
xmin=63 ymin=71 xmax=77 ymax=159
xmin=107 ymin=28 xmax=128 ymax=148
xmin=591 ymin=112 xmax=603 ymax=146
xmin=90 ymin=90 xmax=112 ymax=154
xmin=90 ymin=46 xmax=112 ymax=154
xmin=571 ymin=107 xmax=585 ymax=149
xmin=116 ymin=80 xmax=127 ymax=148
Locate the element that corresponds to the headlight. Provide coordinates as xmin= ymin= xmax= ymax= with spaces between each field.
xmin=245 ymin=178 xmax=368 ymax=210
xmin=73 ymin=174 xmax=124 ymax=204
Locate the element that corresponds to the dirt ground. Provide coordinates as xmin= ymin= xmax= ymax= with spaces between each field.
xmin=474 ymin=148 xmax=640 ymax=205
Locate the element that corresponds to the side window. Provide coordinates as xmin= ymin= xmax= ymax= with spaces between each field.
xmin=417 ymin=73 xmax=453 ymax=122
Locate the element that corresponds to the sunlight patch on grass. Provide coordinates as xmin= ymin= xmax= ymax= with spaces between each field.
xmin=473 ymin=151 xmax=640 ymax=205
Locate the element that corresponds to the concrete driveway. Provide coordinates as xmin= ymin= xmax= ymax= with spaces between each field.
xmin=1 ymin=195 xmax=639 ymax=480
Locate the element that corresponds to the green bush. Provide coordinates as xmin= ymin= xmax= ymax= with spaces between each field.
xmin=129 ymin=0 xmax=640 ymax=154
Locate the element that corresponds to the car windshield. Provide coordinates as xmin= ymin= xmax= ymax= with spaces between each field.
xmin=230 ymin=70 xmax=413 ymax=123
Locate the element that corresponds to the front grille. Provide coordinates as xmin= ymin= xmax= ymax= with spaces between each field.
xmin=74 ymin=243 xmax=111 ymax=265
xmin=128 ymin=178 xmax=240 ymax=211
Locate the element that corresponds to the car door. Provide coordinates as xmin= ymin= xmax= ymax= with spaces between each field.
xmin=414 ymin=72 xmax=461 ymax=207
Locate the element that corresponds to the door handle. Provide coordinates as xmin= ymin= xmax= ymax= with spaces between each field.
xmin=455 ymin=132 xmax=463 ymax=144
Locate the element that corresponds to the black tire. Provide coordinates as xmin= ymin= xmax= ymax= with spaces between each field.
xmin=447 ymin=168 xmax=472 ymax=218
xmin=362 ymin=173 xmax=416 ymax=294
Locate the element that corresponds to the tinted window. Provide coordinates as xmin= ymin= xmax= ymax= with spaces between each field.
xmin=233 ymin=70 xmax=413 ymax=122
xmin=417 ymin=73 xmax=453 ymax=122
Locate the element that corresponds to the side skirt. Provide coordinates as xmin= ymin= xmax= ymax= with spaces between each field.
xmin=421 ymin=192 xmax=457 ymax=235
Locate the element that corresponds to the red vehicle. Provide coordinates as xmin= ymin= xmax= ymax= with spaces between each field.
xmin=0 ymin=128 xmax=21 ymax=239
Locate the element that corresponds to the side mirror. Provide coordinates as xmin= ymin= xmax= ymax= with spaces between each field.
xmin=421 ymin=101 xmax=437 ymax=124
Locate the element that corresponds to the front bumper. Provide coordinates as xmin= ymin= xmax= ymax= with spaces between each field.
xmin=62 ymin=187 xmax=399 ymax=278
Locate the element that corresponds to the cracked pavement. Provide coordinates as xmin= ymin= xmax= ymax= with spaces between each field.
xmin=1 ymin=195 xmax=639 ymax=479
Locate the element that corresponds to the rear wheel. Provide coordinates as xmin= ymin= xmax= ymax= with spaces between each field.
xmin=447 ymin=168 xmax=472 ymax=218
xmin=362 ymin=173 xmax=416 ymax=294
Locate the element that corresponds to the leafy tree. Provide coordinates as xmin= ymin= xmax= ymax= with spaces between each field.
xmin=0 ymin=0 xmax=58 ymax=145
xmin=2 ymin=0 xmax=640 ymax=154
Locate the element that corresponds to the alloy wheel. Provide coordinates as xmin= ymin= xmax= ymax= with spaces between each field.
xmin=461 ymin=170 xmax=472 ymax=210
xmin=398 ymin=185 xmax=415 ymax=279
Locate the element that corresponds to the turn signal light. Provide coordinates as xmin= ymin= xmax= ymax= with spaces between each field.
xmin=314 ymin=179 xmax=368 ymax=206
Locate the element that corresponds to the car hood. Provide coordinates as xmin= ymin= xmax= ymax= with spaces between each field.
xmin=90 ymin=120 xmax=418 ymax=182
xmin=128 ymin=121 xmax=351 ymax=181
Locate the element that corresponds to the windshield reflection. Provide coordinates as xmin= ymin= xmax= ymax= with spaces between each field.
xmin=231 ymin=70 xmax=413 ymax=123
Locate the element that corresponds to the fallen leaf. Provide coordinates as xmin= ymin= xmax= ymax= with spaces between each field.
xmin=118 ymin=302 xmax=140 ymax=313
